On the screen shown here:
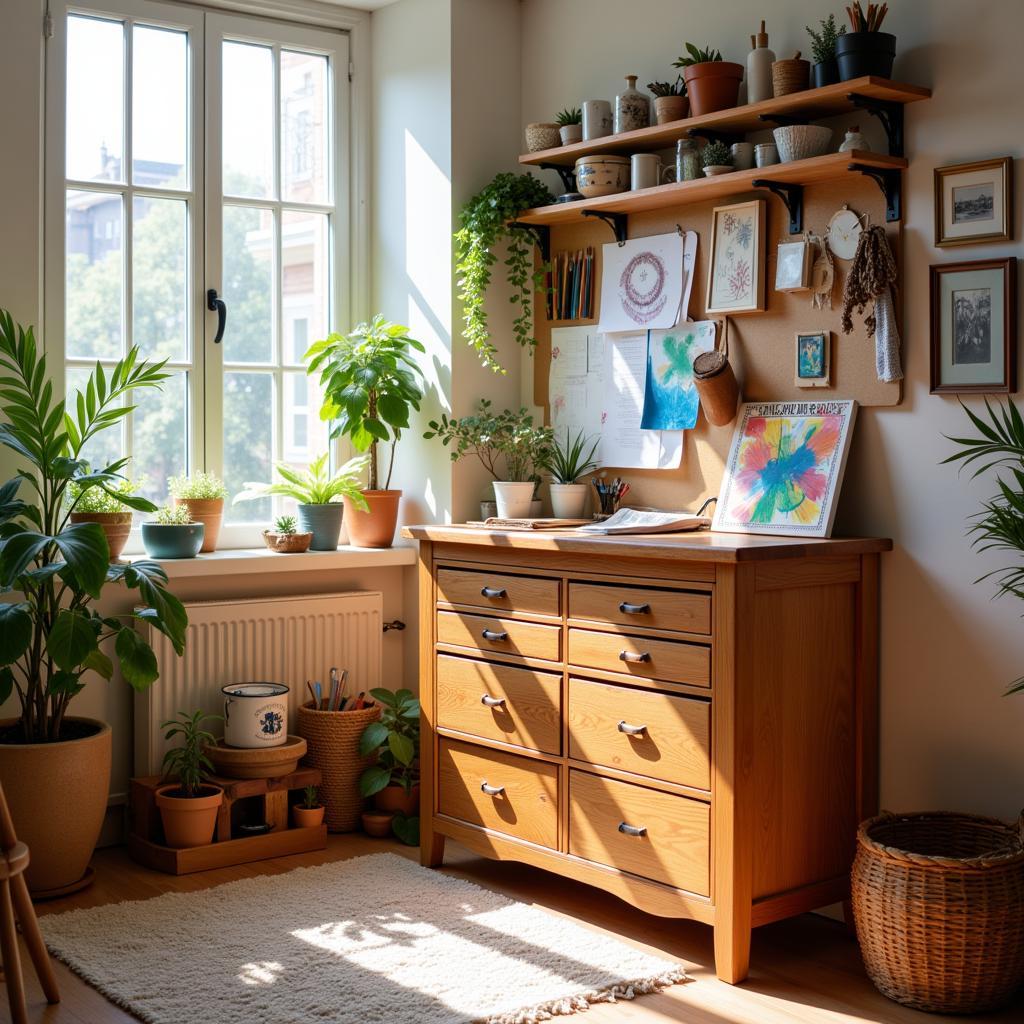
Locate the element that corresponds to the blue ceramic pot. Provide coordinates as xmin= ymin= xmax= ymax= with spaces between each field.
xmin=297 ymin=503 xmax=344 ymax=551
xmin=141 ymin=522 xmax=205 ymax=559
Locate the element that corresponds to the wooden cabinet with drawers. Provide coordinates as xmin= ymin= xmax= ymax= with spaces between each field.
xmin=404 ymin=525 xmax=889 ymax=985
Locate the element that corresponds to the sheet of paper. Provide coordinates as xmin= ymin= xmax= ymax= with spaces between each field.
xmin=549 ymin=326 xmax=604 ymax=438
xmin=640 ymin=320 xmax=717 ymax=431
xmin=599 ymin=233 xmax=686 ymax=332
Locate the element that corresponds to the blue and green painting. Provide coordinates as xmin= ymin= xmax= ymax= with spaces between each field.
xmin=640 ymin=322 xmax=716 ymax=431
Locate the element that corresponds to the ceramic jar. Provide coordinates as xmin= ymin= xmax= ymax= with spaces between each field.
xmin=614 ymin=75 xmax=650 ymax=133
xmin=730 ymin=142 xmax=755 ymax=171
xmin=582 ymin=100 xmax=613 ymax=140
xmin=574 ymin=155 xmax=630 ymax=198
xmin=222 ymin=683 xmax=290 ymax=748
xmin=524 ymin=122 xmax=561 ymax=152
xmin=675 ymin=139 xmax=701 ymax=181
xmin=755 ymin=142 xmax=779 ymax=167
xmin=838 ymin=125 xmax=870 ymax=153
xmin=630 ymin=153 xmax=662 ymax=190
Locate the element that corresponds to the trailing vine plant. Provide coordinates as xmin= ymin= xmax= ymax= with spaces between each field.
xmin=454 ymin=172 xmax=554 ymax=373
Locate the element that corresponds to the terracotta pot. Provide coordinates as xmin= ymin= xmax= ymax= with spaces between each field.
xmin=653 ymin=95 xmax=689 ymax=124
xmin=292 ymin=804 xmax=325 ymax=828
xmin=682 ymin=61 xmax=744 ymax=115
xmin=361 ymin=811 xmax=393 ymax=838
xmin=375 ymin=783 xmax=419 ymax=817
xmin=0 ymin=717 xmax=111 ymax=895
xmin=262 ymin=530 xmax=313 ymax=553
xmin=341 ymin=490 xmax=402 ymax=548
xmin=173 ymin=497 xmax=223 ymax=552
xmin=155 ymin=783 xmax=223 ymax=848
xmin=69 ymin=511 xmax=133 ymax=561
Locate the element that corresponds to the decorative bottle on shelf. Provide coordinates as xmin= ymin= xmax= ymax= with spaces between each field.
xmin=746 ymin=21 xmax=774 ymax=104
xmin=838 ymin=125 xmax=870 ymax=153
xmin=614 ymin=75 xmax=650 ymax=133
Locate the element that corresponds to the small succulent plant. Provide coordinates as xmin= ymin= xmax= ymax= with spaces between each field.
xmin=701 ymin=139 xmax=733 ymax=168
xmin=673 ymin=43 xmax=724 ymax=69
xmin=153 ymin=504 xmax=195 ymax=526
xmin=302 ymin=784 xmax=320 ymax=809
xmin=274 ymin=514 xmax=297 ymax=535
xmin=555 ymin=106 xmax=582 ymax=126
xmin=806 ymin=14 xmax=846 ymax=64
xmin=647 ymin=77 xmax=685 ymax=97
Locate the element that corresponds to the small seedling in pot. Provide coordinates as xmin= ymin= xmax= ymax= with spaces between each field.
xmin=555 ymin=106 xmax=582 ymax=126
xmin=302 ymin=784 xmax=321 ymax=810
xmin=274 ymin=515 xmax=297 ymax=535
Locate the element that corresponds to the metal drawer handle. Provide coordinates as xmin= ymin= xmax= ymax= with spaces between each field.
xmin=617 ymin=720 xmax=646 ymax=736
xmin=481 ymin=781 xmax=505 ymax=796
xmin=619 ymin=650 xmax=651 ymax=664
xmin=618 ymin=821 xmax=647 ymax=838
xmin=619 ymin=601 xmax=651 ymax=615
xmin=481 ymin=586 xmax=507 ymax=599
xmin=481 ymin=628 xmax=509 ymax=642
xmin=481 ymin=694 xmax=507 ymax=708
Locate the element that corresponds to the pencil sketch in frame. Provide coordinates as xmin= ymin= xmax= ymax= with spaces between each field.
xmin=934 ymin=157 xmax=1013 ymax=247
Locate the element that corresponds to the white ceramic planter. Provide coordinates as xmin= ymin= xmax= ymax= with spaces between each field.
xmin=550 ymin=483 xmax=588 ymax=519
xmin=493 ymin=481 xmax=535 ymax=519
xmin=222 ymin=683 xmax=289 ymax=748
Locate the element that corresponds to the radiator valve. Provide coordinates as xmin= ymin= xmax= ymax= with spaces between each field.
xmin=382 ymin=619 xmax=406 ymax=633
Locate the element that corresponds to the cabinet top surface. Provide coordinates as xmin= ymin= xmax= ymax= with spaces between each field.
xmin=401 ymin=525 xmax=891 ymax=563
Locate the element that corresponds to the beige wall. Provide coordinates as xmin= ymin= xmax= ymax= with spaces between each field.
xmin=520 ymin=0 xmax=1024 ymax=818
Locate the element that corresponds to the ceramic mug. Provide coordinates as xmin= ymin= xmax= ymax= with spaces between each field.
xmin=222 ymin=682 xmax=289 ymax=748
xmin=630 ymin=153 xmax=661 ymax=190
xmin=730 ymin=142 xmax=755 ymax=171
xmin=755 ymin=142 xmax=779 ymax=167
xmin=582 ymin=99 xmax=612 ymax=141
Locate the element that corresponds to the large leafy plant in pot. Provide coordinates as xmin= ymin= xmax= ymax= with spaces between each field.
xmin=0 ymin=310 xmax=188 ymax=894
xmin=305 ymin=316 xmax=425 ymax=548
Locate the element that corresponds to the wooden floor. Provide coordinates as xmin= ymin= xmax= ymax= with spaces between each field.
xmin=6 ymin=835 xmax=1022 ymax=1023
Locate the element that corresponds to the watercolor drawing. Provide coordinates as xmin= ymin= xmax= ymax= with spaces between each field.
xmin=713 ymin=401 xmax=856 ymax=537
xmin=640 ymin=322 xmax=716 ymax=430
xmin=795 ymin=331 xmax=830 ymax=387
xmin=706 ymin=200 xmax=765 ymax=315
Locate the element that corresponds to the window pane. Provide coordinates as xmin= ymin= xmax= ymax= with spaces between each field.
xmin=67 ymin=16 xmax=124 ymax=183
xmin=282 ymin=210 xmax=329 ymax=365
xmin=66 ymin=190 xmax=123 ymax=360
xmin=225 ymin=372 xmax=273 ymax=522
xmin=281 ymin=51 xmax=328 ymax=204
xmin=66 ymin=367 xmax=123 ymax=472
xmin=222 ymin=42 xmax=274 ymax=199
xmin=133 ymin=197 xmax=188 ymax=362
xmin=132 ymin=26 xmax=188 ymax=190
xmin=223 ymin=205 xmax=274 ymax=362
xmin=133 ymin=371 xmax=188 ymax=505
xmin=282 ymin=370 xmax=328 ymax=467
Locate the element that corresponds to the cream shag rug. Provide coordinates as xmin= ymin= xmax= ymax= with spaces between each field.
xmin=42 ymin=852 xmax=687 ymax=1023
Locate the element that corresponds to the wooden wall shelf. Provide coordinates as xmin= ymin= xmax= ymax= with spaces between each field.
xmin=519 ymin=77 xmax=930 ymax=167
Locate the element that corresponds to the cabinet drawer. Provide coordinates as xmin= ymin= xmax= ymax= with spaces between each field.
xmin=568 ymin=678 xmax=710 ymax=789
xmin=438 ymin=611 xmax=561 ymax=662
xmin=437 ymin=655 xmax=561 ymax=755
xmin=568 ymin=628 xmax=710 ymax=688
xmin=438 ymin=739 xmax=558 ymax=849
xmin=568 ymin=770 xmax=710 ymax=896
xmin=569 ymin=582 xmax=710 ymax=635
xmin=438 ymin=568 xmax=560 ymax=618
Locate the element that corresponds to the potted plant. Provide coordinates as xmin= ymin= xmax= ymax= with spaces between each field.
xmin=233 ymin=452 xmax=369 ymax=551
xmin=806 ymin=14 xmax=846 ymax=87
xmin=66 ymin=474 xmax=141 ymax=561
xmin=836 ymin=1 xmax=895 ymax=80
xmin=701 ymin=139 xmax=735 ymax=176
xmin=455 ymin=172 xmax=554 ymax=373
xmin=292 ymin=784 xmax=324 ymax=828
xmin=544 ymin=429 xmax=600 ymax=518
xmin=673 ymin=43 xmax=744 ymax=116
xmin=155 ymin=709 xmax=223 ymax=849
xmin=555 ymin=106 xmax=583 ymax=145
xmin=304 ymin=316 xmax=425 ymax=548
xmin=262 ymin=514 xmax=312 ymax=554
xmin=360 ymin=808 xmax=394 ymax=838
xmin=169 ymin=472 xmax=228 ymax=553
xmin=0 ymin=310 xmax=187 ymax=895
xmin=647 ymin=78 xmax=688 ymax=124
xmin=141 ymin=504 xmax=205 ymax=559
xmin=359 ymin=688 xmax=420 ymax=819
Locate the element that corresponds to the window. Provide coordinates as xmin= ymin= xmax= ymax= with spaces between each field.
xmin=46 ymin=1 xmax=349 ymax=538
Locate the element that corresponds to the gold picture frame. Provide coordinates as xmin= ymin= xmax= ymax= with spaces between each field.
xmin=706 ymin=199 xmax=766 ymax=315
xmin=934 ymin=157 xmax=1013 ymax=247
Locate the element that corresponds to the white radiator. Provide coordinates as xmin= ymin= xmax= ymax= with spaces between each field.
xmin=136 ymin=592 xmax=382 ymax=775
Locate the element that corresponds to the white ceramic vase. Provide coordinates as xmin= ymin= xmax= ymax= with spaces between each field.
xmin=549 ymin=483 xmax=588 ymax=519
xmin=493 ymin=481 xmax=536 ymax=519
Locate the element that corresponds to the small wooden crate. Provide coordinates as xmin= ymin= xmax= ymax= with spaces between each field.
xmin=128 ymin=769 xmax=327 ymax=875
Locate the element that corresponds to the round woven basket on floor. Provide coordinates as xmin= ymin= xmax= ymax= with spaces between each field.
xmin=852 ymin=811 xmax=1024 ymax=1014
xmin=297 ymin=701 xmax=380 ymax=832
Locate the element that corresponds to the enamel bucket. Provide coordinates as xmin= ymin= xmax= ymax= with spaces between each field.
xmin=222 ymin=683 xmax=290 ymax=748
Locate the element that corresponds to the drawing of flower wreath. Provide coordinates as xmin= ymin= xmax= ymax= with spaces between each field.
xmin=619 ymin=251 xmax=668 ymax=324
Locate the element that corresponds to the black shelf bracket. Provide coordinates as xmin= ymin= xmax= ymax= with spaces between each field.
xmin=538 ymin=161 xmax=578 ymax=194
xmin=757 ymin=113 xmax=804 ymax=128
xmin=752 ymin=179 xmax=805 ymax=234
xmin=847 ymin=94 xmax=904 ymax=157
xmin=508 ymin=222 xmax=551 ymax=262
xmin=687 ymin=126 xmax=741 ymax=147
xmin=581 ymin=210 xmax=629 ymax=245
xmin=848 ymin=163 xmax=902 ymax=222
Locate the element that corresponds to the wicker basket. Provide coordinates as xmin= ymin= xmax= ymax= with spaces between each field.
xmin=296 ymin=701 xmax=380 ymax=832
xmin=771 ymin=55 xmax=810 ymax=96
xmin=852 ymin=811 xmax=1024 ymax=1014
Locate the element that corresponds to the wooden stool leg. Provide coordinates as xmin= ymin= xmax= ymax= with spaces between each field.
xmin=0 ymin=879 xmax=28 ymax=1024
xmin=11 ymin=874 xmax=59 ymax=1004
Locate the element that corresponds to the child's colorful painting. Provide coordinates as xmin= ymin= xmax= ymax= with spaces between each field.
xmin=640 ymin=321 xmax=716 ymax=431
xmin=713 ymin=401 xmax=857 ymax=537
xmin=706 ymin=200 xmax=765 ymax=315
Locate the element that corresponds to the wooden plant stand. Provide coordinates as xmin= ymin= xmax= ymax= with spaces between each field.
xmin=128 ymin=769 xmax=327 ymax=875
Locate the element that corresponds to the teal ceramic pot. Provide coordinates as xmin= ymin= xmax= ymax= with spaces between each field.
xmin=141 ymin=522 xmax=205 ymax=559
xmin=297 ymin=503 xmax=344 ymax=551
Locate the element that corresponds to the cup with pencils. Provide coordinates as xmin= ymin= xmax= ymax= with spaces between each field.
xmin=593 ymin=476 xmax=628 ymax=519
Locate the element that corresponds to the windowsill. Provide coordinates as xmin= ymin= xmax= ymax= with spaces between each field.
xmin=129 ymin=543 xmax=417 ymax=580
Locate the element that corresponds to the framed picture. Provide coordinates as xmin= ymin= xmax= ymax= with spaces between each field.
xmin=794 ymin=331 xmax=831 ymax=387
xmin=706 ymin=199 xmax=765 ymax=315
xmin=713 ymin=400 xmax=857 ymax=538
xmin=775 ymin=239 xmax=813 ymax=292
xmin=929 ymin=257 xmax=1017 ymax=394
xmin=934 ymin=157 xmax=1013 ymax=247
